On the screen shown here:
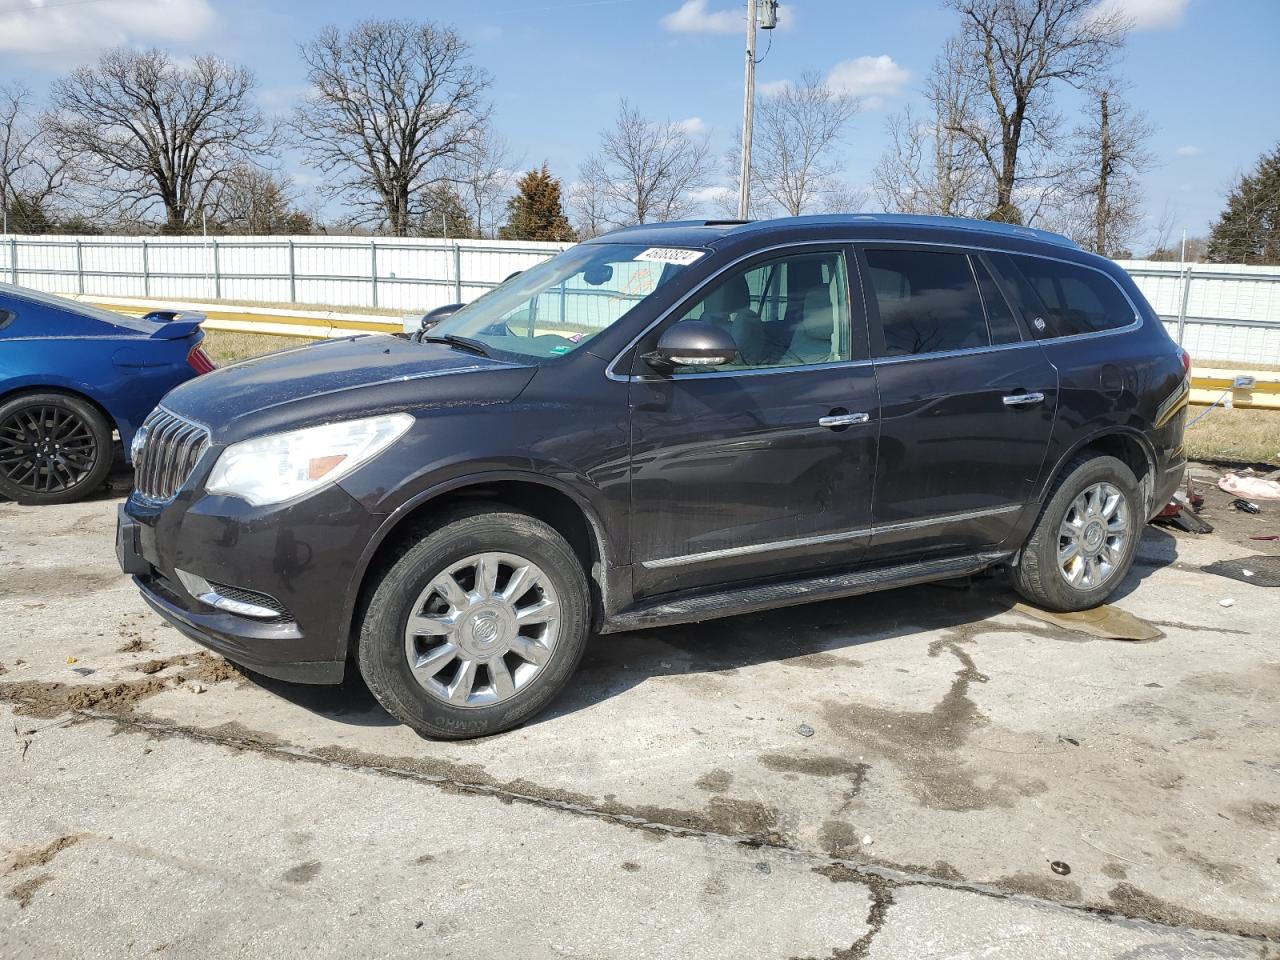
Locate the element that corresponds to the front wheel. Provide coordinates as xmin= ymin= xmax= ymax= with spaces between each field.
xmin=1010 ymin=454 xmax=1142 ymax=612
xmin=357 ymin=507 xmax=591 ymax=739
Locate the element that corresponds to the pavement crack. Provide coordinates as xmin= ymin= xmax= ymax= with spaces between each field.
xmin=7 ymin=702 xmax=1278 ymax=946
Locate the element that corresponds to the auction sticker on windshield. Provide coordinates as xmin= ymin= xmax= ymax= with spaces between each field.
xmin=635 ymin=247 xmax=706 ymax=266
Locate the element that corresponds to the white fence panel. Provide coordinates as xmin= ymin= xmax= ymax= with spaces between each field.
xmin=3 ymin=237 xmax=1278 ymax=365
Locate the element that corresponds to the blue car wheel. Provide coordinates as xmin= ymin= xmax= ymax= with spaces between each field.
xmin=0 ymin=392 xmax=114 ymax=505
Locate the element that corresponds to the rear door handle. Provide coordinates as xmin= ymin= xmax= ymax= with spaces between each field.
xmin=1002 ymin=392 xmax=1045 ymax=407
xmin=818 ymin=412 xmax=871 ymax=428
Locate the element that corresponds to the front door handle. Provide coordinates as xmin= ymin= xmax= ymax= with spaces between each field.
xmin=818 ymin=412 xmax=871 ymax=428
xmin=1002 ymin=392 xmax=1045 ymax=407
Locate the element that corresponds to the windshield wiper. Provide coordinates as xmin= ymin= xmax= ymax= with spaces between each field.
xmin=420 ymin=334 xmax=491 ymax=358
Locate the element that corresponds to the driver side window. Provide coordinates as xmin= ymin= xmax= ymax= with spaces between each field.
xmin=672 ymin=250 xmax=852 ymax=371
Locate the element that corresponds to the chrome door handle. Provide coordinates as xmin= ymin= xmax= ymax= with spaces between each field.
xmin=818 ymin=412 xmax=871 ymax=428
xmin=1002 ymin=392 xmax=1045 ymax=406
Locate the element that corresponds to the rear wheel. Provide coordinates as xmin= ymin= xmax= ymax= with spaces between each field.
xmin=1011 ymin=454 xmax=1142 ymax=612
xmin=0 ymin=392 xmax=113 ymax=505
xmin=357 ymin=506 xmax=590 ymax=739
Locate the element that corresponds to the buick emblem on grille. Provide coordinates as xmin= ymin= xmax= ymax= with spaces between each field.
xmin=130 ymin=424 xmax=149 ymax=464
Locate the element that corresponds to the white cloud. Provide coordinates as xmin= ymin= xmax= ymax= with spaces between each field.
xmin=661 ymin=1 xmax=793 ymax=35
xmin=0 ymin=0 xmax=216 ymax=60
xmin=1174 ymin=145 xmax=1201 ymax=157
xmin=689 ymin=185 xmax=730 ymax=205
xmin=757 ymin=79 xmax=794 ymax=97
xmin=1088 ymin=0 xmax=1189 ymax=30
xmin=676 ymin=116 xmax=707 ymax=136
xmin=662 ymin=0 xmax=740 ymax=34
xmin=827 ymin=55 xmax=911 ymax=109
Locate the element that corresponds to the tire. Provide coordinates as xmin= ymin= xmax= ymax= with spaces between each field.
xmin=0 ymin=392 xmax=113 ymax=505
xmin=1010 ymin=454 xmax=1142 ymax=612
xmin=357 ymin=506 xmax=591 ymax=739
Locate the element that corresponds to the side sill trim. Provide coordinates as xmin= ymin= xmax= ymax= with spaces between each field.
xmin=640 ymin=503 xmax=1023 ymax=570
xmin=604 ymin=551 xmax=1011 ymax=634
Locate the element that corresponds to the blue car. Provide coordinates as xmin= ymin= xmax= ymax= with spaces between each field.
xmin=0 ymin=283 xmax=213 ymax=504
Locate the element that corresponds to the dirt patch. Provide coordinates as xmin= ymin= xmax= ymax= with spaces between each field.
xmin=995 ymin=870 xmax=1082 ymax=903
xmin=1108 ymin=882 xmax=1280 ymax=939
xmin=621 ymin=861 xmax=641 ymax=873
xmin=6 ymin=873 xmax=52 ymax=909
xmin=202 ymin=721 xmax=289 ymax=749
xmin=281 ymin=861 xmax=321 ymax=884
xmin=0 ymin=662 xmax=6 ymax=676
xmin=1236 ymin=801 xmax=1280 ymax=828
xmin=759 ymin=752 xmax=870 ymax=784
xmin=798 ymin=872 xmax=893 ymax=960
xmin=309 ymin=743 xmax=788 ymax=845
xmin=116 ymin=638 xmax=153 ymax=654
xmin=694 ymin=769 xmax=733 ymax=793
xmin=819 ymin=821 xmax=862 ymax=859
xmin=4 ymin=834 xmax=84 ymax=875
xmin=1167 ymin=844 xmax=1247 ymax=884
xmin=0 ymin=653 xmax=242 ymax=718
xmin=821 ymin=637 xmax=1027 ymax=811
xmin=785 ymin=652 xmax=864 ymax=670
xmin=1101 ymin=862 xmax=1128 ymax=880
xmin=3 ymin=566 xmax=118 ymax=597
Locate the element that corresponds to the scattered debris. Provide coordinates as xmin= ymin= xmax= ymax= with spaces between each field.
xmin=1203 ymin=555 xmax=1280 ymax=588
xmin=1220 ymin=473 xmax=1280 ymax=501
xmin=1013 ymin=603 xmax=1162 ymax=642
xmin=64 ymin=657 xmax=77 ymax=665
xmin=1231 ymin=499 xmax=1262 ymax=515
xmin=1058 ymin=736 xmax=1081 ymax=747
xmin=1155 ymin=479 xmax=1213 ymax=533
xmin=189 ymin=683 xmax=207 ymax=694
xmin=862 ymin=835 xmax=873 ymax=846
xmin=1050 ymin=861 xmax=1072 ymax=876
xmin=1219 ymin=598 xmax=1236 ymax=608
xmin=797 ymin=723 xmax=814 ymax=738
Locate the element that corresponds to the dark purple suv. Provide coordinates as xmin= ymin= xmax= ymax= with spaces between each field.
xmin=117 ymin=214 xmax=1188 ymax=739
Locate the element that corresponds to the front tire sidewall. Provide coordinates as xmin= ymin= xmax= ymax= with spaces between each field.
xmin=1014 ymin=455 xmax=1142 ymax=612
xmin=358 ymin=509 xmax=590 ymax=740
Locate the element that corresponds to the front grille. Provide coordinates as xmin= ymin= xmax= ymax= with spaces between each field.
xmin=134 ymin=408 xmax=210 ymax=502
xmin=206 ymin=579 xmax=295 ymax=624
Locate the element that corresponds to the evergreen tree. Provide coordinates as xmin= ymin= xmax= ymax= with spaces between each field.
xmin=1207 ymin=145 xmax=1280 ymax=265
xmin=500 ymin=164 xmax=575 ymax=241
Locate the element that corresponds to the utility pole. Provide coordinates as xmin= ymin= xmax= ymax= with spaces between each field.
xmin=736 ymin=0 xmax=778 ymax=220
xmin=736 ymin=0 xmax=757 ymax=221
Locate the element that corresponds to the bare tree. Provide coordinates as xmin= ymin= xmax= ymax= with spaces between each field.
xmin=575 ymin=100 xmax=710 ymax=229
xmin=291 ymin=19 xmax=490 ymax=237
xmin=1 ymin=83 xmax=68 ymax=233
xmin=208 ymin=164 xmax=313 ymax=235
xmin=748 ymin=73 xmax=860 ymax=216
xmin=873 ymin=41 xmax=992 ymax=217
xmin=943 ymin=0 xmax=1129 ymax=223
xmin=49 ymin=49 xmax=272 ymax=232
xmin=444 ymin=126 xmax=518 ymax=239
xmin=1060 ymin=85 xmax=1154 ymax=256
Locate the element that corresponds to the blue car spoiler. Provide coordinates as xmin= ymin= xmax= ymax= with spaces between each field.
xmin=141 ymin=310 xmax=206 ymax=340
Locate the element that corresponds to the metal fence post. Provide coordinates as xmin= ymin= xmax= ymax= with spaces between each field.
xmin=288 ymin=239 xmax=297 ymax=303
xmin=75 ymin=239 xmax=84 ymax=294
xmin=141 ymin=238 xmax=150 ymax=297
xmin=9 ymin=237 xmax=16 ymax=284
xmin=1176 ymin=264 xmax=1193 ymax=345
xmin=453 ymin=243 xmax=462 ymax=303
xmin=211 ymin=238 xmax=221 ymax=300
xmin=370 ymin=241 xmax=378 ymax=308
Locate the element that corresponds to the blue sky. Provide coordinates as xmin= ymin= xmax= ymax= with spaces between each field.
xmin=2 ymin=0 xmax=1277 ymax=244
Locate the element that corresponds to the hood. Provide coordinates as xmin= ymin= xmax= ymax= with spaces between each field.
xmin=160 ymin=334 xmax=536 ymax=443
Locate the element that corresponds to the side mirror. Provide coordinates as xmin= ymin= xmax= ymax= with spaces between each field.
xmin=415 ymin=303 xmax=465 ymax=340
xmin=643 ymin=321 xmax=738 ymax=372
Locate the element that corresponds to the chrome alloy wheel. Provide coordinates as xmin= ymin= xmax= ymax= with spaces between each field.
xmin=1057 ymin=482 xmax=1130 ymax=590
xmin=403 ymin=552 xmax=560 ymax=708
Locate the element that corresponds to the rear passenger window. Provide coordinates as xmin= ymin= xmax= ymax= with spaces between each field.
xmin=0 ymin=309 xmax=15 ymax=333
xmin=865 ymin=249 xmax=989 ymax=357
xmin=972 ymin=259 xmax=1022 ymax=344
xmin=1009 ymin=255 xmax=1136 ymax=336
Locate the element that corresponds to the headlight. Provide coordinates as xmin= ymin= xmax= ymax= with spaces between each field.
xmin=206 ymin=413 xmax=413 ymax=506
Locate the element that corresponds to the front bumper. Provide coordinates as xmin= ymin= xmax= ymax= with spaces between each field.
xmin=117 ymin=481 xmax=380 ymax=685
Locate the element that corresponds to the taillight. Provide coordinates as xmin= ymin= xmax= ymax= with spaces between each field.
xmin=187 ymin=345 xmax=216 ymax=374
xmin=1179 ymin=348 xmax=1191 ymax=378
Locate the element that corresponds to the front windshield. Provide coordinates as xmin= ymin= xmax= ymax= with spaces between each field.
xmin=430 ymin=243 xmax=703 ymax=360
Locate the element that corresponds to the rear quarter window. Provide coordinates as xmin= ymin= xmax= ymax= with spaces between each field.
xmin=1008 ymin=255 xmax=1136 ymax=337
xmin=0 ymin=308 xmax=15 ymax=334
